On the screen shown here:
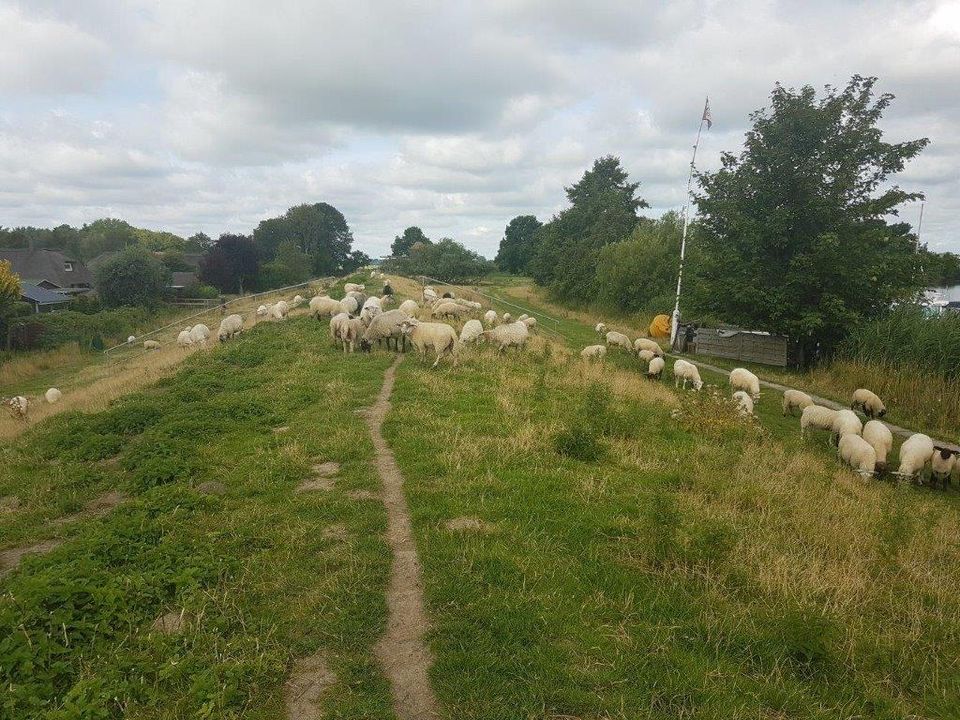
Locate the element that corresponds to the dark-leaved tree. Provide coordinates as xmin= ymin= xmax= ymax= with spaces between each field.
xmin=199 ymin=234 xmax=260 ymax=294
xmin=692 ymin=76 xmax=929 ymax=358
xmin=495 ymin=215 xmax=542 ymax=274
xmin=391 ymin=227 xmax=431 ymax=257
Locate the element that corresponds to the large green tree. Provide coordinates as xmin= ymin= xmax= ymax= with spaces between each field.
xmin=530 ymin=156 xmax=646 ymax=303
xmin=495 ymin=215 xmax=542 ymax=274
xmin=252 ymin=203 xmax=355 ymax=274
xmin=692 ymin=76 xmax=928 ymax=357
xmin=199 ymin=234 xmax=260 ymax=294
xmin=391 ymin=226 xmax=431 ymax=257
xmin=94 ymin=247 xmax=167 ymax=307
xmin=383 ymin=238 xmax=494 ymax=283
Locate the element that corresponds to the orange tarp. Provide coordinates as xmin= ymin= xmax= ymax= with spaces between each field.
xmin=649 ymin=314 xmax=671 ymax=338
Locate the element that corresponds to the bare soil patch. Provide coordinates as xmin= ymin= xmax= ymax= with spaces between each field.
xmin=283 ymin=652 xmax=337 ymax=720
xmin=0 ymin=539 xmax=62 ymax=578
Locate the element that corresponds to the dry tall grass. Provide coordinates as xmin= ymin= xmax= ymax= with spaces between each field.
xmin=0 ymin=344 xmax=89 ymax=389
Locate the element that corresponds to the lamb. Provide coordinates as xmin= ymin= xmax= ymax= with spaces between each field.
xmin=189 ymin=324 xmax=210 ymax=345
xmin=45 ymin=387 xmax=62 ymax=404
xmin=143 ymin=340 xmax=161 ymax=350
xmin=896 ymin=433 xmax=935 ymax=482
xmin=339 ymin=296 xmax=359 ymax=315
xmin=256 ymin=304 xmax=269 ymax=317
xmin=647 ymin=356 xmax=665 ymax=380
xmin=400 ymin=319 xmax=459 ymax=367
xmin=522 ymin=316 xmax=537 ymax=330
xmin=633 ymin=338 xmax=663 ymax=357
xmin=480 ymin=321 xmax=529 ymax=353
xmin=862 ymin=420 xmax=893 ymax=473
xmin=637 ymin=349 xmax=655 ymax=363
xmin=831 ymin=409 xmax=863 ymax=444
xmin=782 ymin=389 xmax=813 ymax=416
xmin=399 ymin=299 xmax=420 ymax=317
xmin=310 ymin=295 xmax=342 ymax=319
xmin=851 ymin=388 xmax=886 ymax=418
xmin=177 ymin=329 xmax=194 ymax=347
xmin=218 ymin=314 xmax=244 ymax=342
xmin=483 ymin=310 xmax=498 ymax=327
xmin=732 ymin=390 xmax=754 ymax=416
xmin=595 ymin=322 xmax=607 ymax=336
xmin=605 ymin=331 xmax=632 ymax=352
xmin=729 ymin=367 xmax=761 ymax=400
xmin=459 ymin=319 xmax=485 ymax=344
xmin=344 ymin=282 xmax=365 ymax=293
xmin=581 ymin=345 xmax=607 ymax=361
xmin=800 ymin=405 xmax=839 ymax=439
xmin=361 ymin=310 xmax=410 ymax=352
xmin=672 ymin=359 xmax=704 ymax=390
xmin=931 ymin=448 xmax=957 ymax=488
xmin=337 ymin=316 xmax=365 ymax=353
xmin=432 ymin=302 xmax=467 ymax=320
xmin=292 ymin=294 xmax=304 ymax=306
xmin=127 ymin=335 xmax=136 ymax=344
xmin=838 ymin=434 xmax=877 ymax=478
xmin=3 ymin=395 xmax=28 ymax=420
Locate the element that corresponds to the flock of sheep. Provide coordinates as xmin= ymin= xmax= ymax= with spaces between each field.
xmin=583 ymin=323 xmax=958 ymax=488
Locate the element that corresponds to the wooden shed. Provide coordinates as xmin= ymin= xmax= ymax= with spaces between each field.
xmin=690 ymin=327 xmax=797 ymax=367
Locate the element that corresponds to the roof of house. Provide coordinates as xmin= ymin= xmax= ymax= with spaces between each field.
xmin=170 ymin=271 xmax=198 ymax=288
xmin=87 ymin=251 xmax=120 ymax=273
xmin=19 ymin=282 xmax=72 ymax=306
xmin=0 ymin=248 xmax=93 ymax=289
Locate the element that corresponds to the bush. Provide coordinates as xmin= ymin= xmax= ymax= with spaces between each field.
xmin=553 ymin=422 xmax=604 ymax=461
xmin=94 ymin=247 xmax=167 ymax=307
xmin=383 ymin=238 xmax=495 ymax=283
xmin=12 ymin=307 xmax=158 ymax=350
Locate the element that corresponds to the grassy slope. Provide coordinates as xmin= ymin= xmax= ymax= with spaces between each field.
xmin=1 ymin=315 xmax=396 ymax=719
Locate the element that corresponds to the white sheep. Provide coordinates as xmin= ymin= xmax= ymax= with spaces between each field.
xmin=480 ymin=321 xmax=529 ymax=353
xmin=729 ymin=368 xmax=760 ymax=400
xmin=672 ymin=359 xmax=704 ymax=391
xmin=292 ymin=294 xmax=304 ymax=306
xmin=931 ymin=448 xmax=957 ymax=488
xmin=3 ymin=395 xmax=28 ymax=420
xmin=269 ymin=302 xmax=288 ymax=321
xmin=360 ymin=296 xmax=383 ymax=326
xmin=782 ymin=389 xmax=813 ymax=416
xmin=361 ymin=310 xmax=410 ymax=352
xmin=831 ymin=409 xmax=863 ymax=444
xmin=399 ymin=299 xmax=420 ymax=317
xmin=330 ymin=312 xmax=350 ymax=347
xmin=522 ymin=317 xmax=537 ymax=331
xmin=483 ymin=310 xmax=498 ymax=327
xmin=595 ymin=322 xmax=607 ymax=336
xmin=337 ymin=316 xmax=364 ymax=353
xmin=580 ymin=345 xmax=607 ymax=361
xmin=339 ymin=296 xmax=359 ymax=315
xmin=44 ymin=387 xmax=62 ymax=404
xmin=647 ymin=356 xmax=665 ymax=380
xmin=459 ymin=319 xmax=485 ymax=345
xmin=422 ymin=286 xmax=439 ymax=303
xmin=862 ymin=420 xmax=893 ymax=473
xmin=189 ymin=324 xmax=210 ymax=345
xmin=502 ymin=312 xmax=512 ymax=323
xmin=400 ymin=319 xmax=459 ymax=367
xmin=851 ymin=388 xmax=887 ymax=418
xmin=605 ymin=331 xmax=632 ymax=352
xmin=637 ymin=349 xmax=655 ymax=363
xmin=633 ymin=338 xmax=663 ymax=357
xmin=256 ymin=304 xmax=269 ymax=317
xmin=896 ymin=433 xmax=935 ymax=482
xmin=218 ymin=314 xmax=244 ymax=342
xmin=127 ymin=335 xmax=136 ymax=344
xmin=432 ymin=302 xmax=467 ymax=320
xmin=143 ymin=340 xmax=161 ymax=350
xmin=177 ymin=330 xmax=194 ymax=348
xmin=518 ymin=314 xmax=529 ymax=321
xmin=732 ymin=390 xmax=754 ymax=416
xmin=800 ymin=405 xmax=839 ymax=439
xmin=344 ymin=282 xmax=365 ymax=293
xmin=838 ymin=434 xmax=877 ymax=478
xmin=310 ymin=295 xmax=342 ymax=319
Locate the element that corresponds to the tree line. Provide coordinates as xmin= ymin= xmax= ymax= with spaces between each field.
xmin=494 ymin=75 xmax=957 ymax=357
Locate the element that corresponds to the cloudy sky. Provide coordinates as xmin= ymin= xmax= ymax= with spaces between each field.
xmin=1 ymin=0 xmax=958 ymax=257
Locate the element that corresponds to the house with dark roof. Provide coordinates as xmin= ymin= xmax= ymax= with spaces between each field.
xmin=19 ymin=283 xmax=73 ymax=313
xmin=0 ymin=249 xmax=93 ymax=294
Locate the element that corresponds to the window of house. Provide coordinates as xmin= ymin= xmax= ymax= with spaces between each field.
xmin=64 ymin=262 xmax=73 ymax=271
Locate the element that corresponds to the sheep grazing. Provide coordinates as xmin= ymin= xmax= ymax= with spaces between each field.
xmin=422 ymin=286 xmax=439 ymax=303
xmin=605 ymin=331 xmax=632 ymax=352
xmin=517 ymin=314 xmax=529 ymax=321
xmin=581 ymin=345 xmax=607 ymax=361
xmin=189 ymin=324 xmax=210 ymax=345
xmin=310 ymin=295 xmax=341 ymax=319
xmin=800 ymin=405 xmax=839 ymax=439
xmin=399 ymin=299 xmax=420 ymax=317
xmin=127 ymin=335 xmax=136 ymax=344
xmin=647 ymin=356 xmax=665 ymax=380
xmin=896 ymin=433 xmax=935 ymax=483
xmin=177 ymin=329 xmax=194 ymax=348
xmin=329 ymin=312 xmax=350 ymax=346
xmin=782 ymin=389 xmax=813 ymax=416
xmin=595 ymin=322 xmax=607 ymax=336
xmin=45 ymin=387 xmax=62 ymax=404
xmin=336 ymin=316 xmax=364 ymax=353
xmin=360 ymin=296 xmax=383 ymax=325
xmin=361 ymin=310 xmax=410 ymax=352
xmin=432 ymin=302 xmax=467 ymax=320
xmin=502 ymin=313 xmax=512 ymax=323
xmin=270 ymin=302 xmax=289 ymax=321
xmin=862 ymin=420 xmax=893 ymax=473
xmin=292 ymin=294 xmax=304 ymax=306
xmin=633 ymin=338 xmax=663 ymax=357
xmin=522 ymin=316 xmax=537 ymax=331
xmin=672 ymin=359 xmax=704 ymax=391
xmin=851 ymin=388 xmax=886 ymax=418
xmin=143 ymin=340 xmax=161 ymax=350
xmin=459 ymin=319 xmax=484 ymax=345
xmin=256 ymin=304 xmax=269 ymax=317
xmin=729 ymin=368 xmax=761 ymax=400
xmin=931 ymin=448 xmax=957 ymax=488
xmin=480 ymin=321 xmax=529 ymax=353
xmin=3 ymin=395 xmax=28 ymax=420
xmin=400 ymin=319 xmax=459 ymax=367
xmin=732 ymin=390 xmax=754 ymax=416
xmin=218 ymin=314 xmax=244 ymax=342
xmin=831 ymin=409 xmax=863 ymax=445
xmin=483 ymin=309 xmax=498 ymax=327
xmin=838 ymin=434 xmax=877 ymax=478
xmin=637 ymin=349 xmax=655 ymax=363
xmin=339 ymin=296 xmax=359 ymax=315
xmin=344 ymin=282 xmax=365 ymax=293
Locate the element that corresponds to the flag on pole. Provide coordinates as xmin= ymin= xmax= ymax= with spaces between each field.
xmin=702 ymin=97 xmax=712 ymax=130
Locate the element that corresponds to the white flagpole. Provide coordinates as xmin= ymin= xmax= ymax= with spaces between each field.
xmin=670 ymin=98 xmax=709 ymax=348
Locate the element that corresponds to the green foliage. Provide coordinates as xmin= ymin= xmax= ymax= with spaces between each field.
xmin=530 ymin=156 xmax=646 ymax=303
xmin=495 ymin=215 xmax=542 ymax=274
xmin=259 ymin=240 xmax=312 ymax=288
xmin=840 ymin=305 xmax=960 ymax=378
xmin=920 ymin=249 xmax=960 ymax=287
xmin=198 ymin=234 xmax=260 ymax=294
xmin=94 ymin=246 xmax=168 ymax=308
xmin=391 ymin=226 xmax=431 ymax=257
xmin=692 ymin=76 xmax=929 ymax=355
xmin=251 ymin=202 xmax=355 ymax=275
xmin=552 ymin=422 xmax=604 ymax=461
xmin=383 ymin=238 xmax=495 ymax=283
xmin=0 ymin=259 xmax=21 ymax=326
xmin=15 ymin=306 xmax=159 ymax=349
